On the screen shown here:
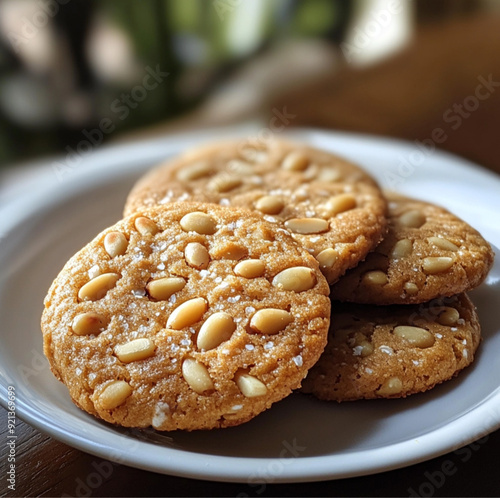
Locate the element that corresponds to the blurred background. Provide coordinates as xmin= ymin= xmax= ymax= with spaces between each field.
xmin=1 ymin=0 xmax=500 ymax=173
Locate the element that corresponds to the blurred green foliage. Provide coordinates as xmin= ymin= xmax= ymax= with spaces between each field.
xmin=0 ymin=0 xmax=347 ymax=167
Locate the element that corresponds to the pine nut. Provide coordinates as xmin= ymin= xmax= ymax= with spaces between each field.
xmin=182 ymin=359 xmax=214 ymax=394
xmin=404 ymin=282 xmax=419 ymax=295
xmin=397 ymin=210 xmax=426 ymax=228
xmin=422 ymin=257 xmax=454 ymax=274
xmin=114 ymin=338 xmax=155 ymax=363
xmin=146 ymin=277 xmax=186 ymax=300
xmin=234 ymin=371 xmax=267 ymax=397
xmin=250 ymin=309 xmax=292 ymax=335
xmin=104 ymin=232 xmax=128 ymax=258
xmin=227 ymin=159 xmax=254 ymax=175
xmin=234 ymin=259 xmax=265 ymax=278
xmin=293 ymin=189 xmax=309 ymax=202
xmin=208 ymin=174 xmax=241 ymax=193
xmin=357 ymin=340 xmax=374 ymax=357
xmin=180 ymin=212 xmax=217 ymax=235
xmin=376 ymin=377 xmax=402 ymax=396
xmin=78 ymin=273 xmax=120 ymax=301
xmin=393 ymin=325 xmax=435 ymax=348
xmin=241 ymin=147 xmax=268 ymax=163
xmin=390 ymin=238 xmax=413 ymax=259
xmin=167 ymin=297 xmax=207 ymax=329
xmin=185 ymin=242 xmax=210 ymax=269
xmin=303 ymin=164 xmax=319 ymax=180
xmin=351 ymin=333 xmax=374 ymax=357
xmin=255 ymin=195 xmax=285 ymax=215
xmin=176 ymin=161 xmax=211 ymax=181
xmin=285 ymin=218 xmax=329 ymax=234
xmin=281 ymin=151 xmax=309 ymax=171
xmin=436 ymin=307 xmax=460 ymax=326
xmin=72 ymin=312 xmax=106 ymax=335
xmin=323 ymin=194 xmax=357 ymax=216
xmin=362 ymin=271 xmax=388 ymax=285
xmin=272 ymin=266 xmax=316 ymax=292
xmin=318 ymin=168 xmax=342 ymax=182
xmin=427 ymin=237 xmax=459 ymax=251
xmin=197 ymin=312 xmax=236 ymax=350
xmin=99 ymin=380 xmax=132 ymax=410
xmin=135 ymin=216 xmax=159 ymax=236
xmin=316 ymin=248 xmax=338 ymax=270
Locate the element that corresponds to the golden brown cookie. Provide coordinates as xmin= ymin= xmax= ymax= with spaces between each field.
xmin=302 ymin=293 xmax=481 ymax=401
xmin=331 ymin=193 xmax=494 ymax=304
xmin=123 ymin=139 xmax=387 ymax=284
xmin=41 ymin=202 xmax=330 ymax=431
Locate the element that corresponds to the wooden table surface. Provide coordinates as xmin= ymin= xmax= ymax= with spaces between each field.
xmin=1 ymin=404 xmax=499 ymax=497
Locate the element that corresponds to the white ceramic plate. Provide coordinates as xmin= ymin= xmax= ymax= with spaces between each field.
xmin=1 ymin=128 xmax=500 ymax=483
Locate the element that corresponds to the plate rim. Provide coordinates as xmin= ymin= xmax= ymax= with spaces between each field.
xmin=1 ymin=383 xmax=500 ymax=483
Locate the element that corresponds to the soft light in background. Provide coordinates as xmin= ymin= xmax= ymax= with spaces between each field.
xmin=1 ymin=0 xmax=499 ymax=173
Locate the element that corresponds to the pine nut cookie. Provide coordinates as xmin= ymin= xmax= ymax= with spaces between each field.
xmin=123 ymin=140 xmax=387 ymax=284
xmin=302 ymin=293 xmax=481 ymax=401
xmin=41 ymin=202 xmax=330 ymax=431
xmin=331 ymin=193 xmax=494 ymax=304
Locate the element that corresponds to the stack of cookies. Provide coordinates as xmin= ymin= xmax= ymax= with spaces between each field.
xmin=303 ymin=193 xmax=493 ymax=401
xmin=41 ymin=139 xmax=494 ymax=431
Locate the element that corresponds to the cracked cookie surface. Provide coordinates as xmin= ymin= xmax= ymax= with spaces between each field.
xmin=331 ymin=193 xmax=494 ymax=304
xmin=124 ymin=140 xmax=387 ymax=284
xmin=41 ymin=202 xmax=330 ymax=431
xmin=302 ymin=293 xmax=480 ymax=401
